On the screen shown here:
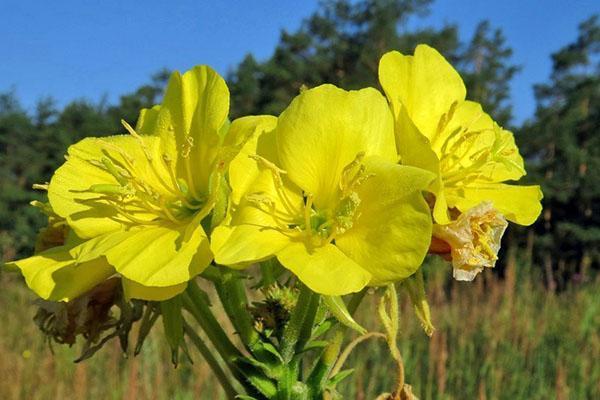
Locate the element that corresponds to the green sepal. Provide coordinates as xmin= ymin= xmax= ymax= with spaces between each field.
xmin=323 ymin=296 xmax=367 ymax=334
xmin=327 ymin=368 xmax=355 ymax=387
xmin=134 ymin=304 xmax=160 ymax=356
xmin=160 ymin=295 xmax=184 ymax=367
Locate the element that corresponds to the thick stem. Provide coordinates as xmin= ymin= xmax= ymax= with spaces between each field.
xmin=214 ymin=270 xmax=261 ymax=355
xmin=280 ymin=284 xmax=317 ymax=363
xmin=183 ymin=282 xmax=274 ymax=399
xmin=184 ymin=321 xmax=239 ymax=399
xmin=181 ymin=285 xmax=242 ymax=365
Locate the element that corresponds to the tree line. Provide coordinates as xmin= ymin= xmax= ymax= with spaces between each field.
xmin=1 ymin=0 xmax=598 ymax=287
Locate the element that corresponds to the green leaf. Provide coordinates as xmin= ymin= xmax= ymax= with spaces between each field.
xmin=323 ymin=296 xmax=367 ymax=334
xmin=299 ymin=340 xmax=329 ymax=353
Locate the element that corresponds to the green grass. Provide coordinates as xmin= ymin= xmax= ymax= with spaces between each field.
xmin=1 ymin=258 xmax=599 ymax=399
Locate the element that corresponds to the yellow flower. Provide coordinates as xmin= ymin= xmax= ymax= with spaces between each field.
xmin=211 ymin=85 xmax=434 ymax=295
xmin=378 ymin=44 xmax=543 ymax=226
xmin=8 ymin=66 xmax=273 ymax=301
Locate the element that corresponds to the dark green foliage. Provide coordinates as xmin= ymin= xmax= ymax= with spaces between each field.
xmin=228 ymin=0 xmax=518 ymax=123
xmin=458 ymin=20 xmax=521 ymax=125
xmin=517 ymin=15 xmax=600 ymax=286
xmin=229 ymin=0 xmax=461 ymax=117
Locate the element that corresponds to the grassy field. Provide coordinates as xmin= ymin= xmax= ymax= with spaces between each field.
xmin=1 ymin=257 xmax=599 ymax=400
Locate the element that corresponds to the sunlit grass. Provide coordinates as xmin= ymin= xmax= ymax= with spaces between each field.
xmin=1 ymin=257 xmax=599 ymax=399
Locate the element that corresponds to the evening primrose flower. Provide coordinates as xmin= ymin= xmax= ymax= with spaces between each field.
xmin=8 ymin=66 xmax=273 ymax=301
xmin=378 ymin=45 xmax=542 ymax=279
xmin=378 ymin=44 xmax=542 ymax=227
xmin=211 ymin=85 xmax=434 ymax=295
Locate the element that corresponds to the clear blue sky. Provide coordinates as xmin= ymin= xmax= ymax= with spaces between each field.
xmin=2 ymin=0 xmax=598 ymax=124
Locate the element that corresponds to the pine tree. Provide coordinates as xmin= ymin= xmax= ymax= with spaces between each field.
xmin=459 ymin=21 xmax=520 ymax=125
xmin=519 ymin=15 xmax=600 ymax=286
xmin=229 ymin=0 xmax=461 ymax=116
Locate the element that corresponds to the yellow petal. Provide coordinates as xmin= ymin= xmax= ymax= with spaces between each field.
xmin=223 ymin=115 xmax=278 ymax=150
xmin=276 ymin=84 xmax=396 ymax=209
xmin=122 ymin=278 xmax=187 ymax=301
xmin=136 ymin=105 xmax=161 ymax=136
xmin=73 ymin=220 xmax=212 ymax=287
xmin=213 ymin=125 xmax=302 ymax=267
xmin=211 ymin=225 xmax=291 ymax=268
xmin=446 ymin=183 xmax=543 ymax=225
xmin=379 ymin=44 xmax=466 ymax=140
xmin=157 ymin=66 xmax=230 ymax=196
xmin=229 ymin=125 xmax=282 ymax=204
xmin=276 ymin=242 xmax=371 ymax=295
xmin=336 ymin=157 xmax=434 ymax=285
xmin=7 ymin=247 xmax=114 ymax=301
xmin=48 ymin=135 xmax=169 ymax=238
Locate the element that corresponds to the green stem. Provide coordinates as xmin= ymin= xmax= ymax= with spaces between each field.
xmin=330 ymin=332 xmax=386 ymax=376
xmin=184 ymin=280 xmax=276 ymax=399
xmin=306 ymin=289 xmax=368 ymax=392
xmin=184 ymin=321 xmax=239 ymax=399
xmin=214 ymin=270 xmax=262 ymax=355
xmin=259 ymin=260 xmax=277 ymax=287
xmin=181 ymin=284 xmax=242 ymax=365
xmin=280 ymin=284 xmax=317 ymax=363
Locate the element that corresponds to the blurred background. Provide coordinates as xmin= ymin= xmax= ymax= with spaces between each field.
xmin=1 ymin=1 xmax=599 ymax=399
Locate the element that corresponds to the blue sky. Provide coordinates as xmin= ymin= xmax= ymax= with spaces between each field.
xmin=1 ymin=0 xmax=598 ymax=124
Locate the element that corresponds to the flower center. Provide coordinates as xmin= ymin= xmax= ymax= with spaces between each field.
xmin=246 ymin=152 xmax=371 ymax=247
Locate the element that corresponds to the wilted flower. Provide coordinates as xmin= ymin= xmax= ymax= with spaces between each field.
xmin=432 ymin=202 xmax=508 ymax=281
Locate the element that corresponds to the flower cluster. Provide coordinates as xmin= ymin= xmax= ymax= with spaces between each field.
xmin=8 ymin=45 xmax=542 ymax=303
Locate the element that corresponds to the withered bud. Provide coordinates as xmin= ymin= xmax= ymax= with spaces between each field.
xmin=431 ymin=202 xmax=508 ymax=281
xmin=33 ymin=278 xmax=144 ymax=361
